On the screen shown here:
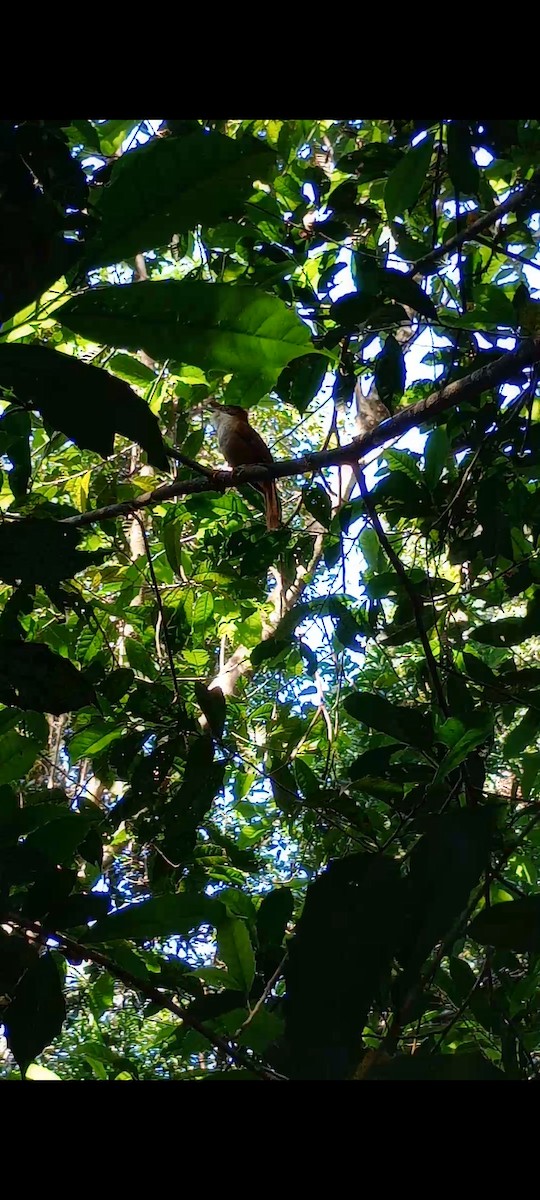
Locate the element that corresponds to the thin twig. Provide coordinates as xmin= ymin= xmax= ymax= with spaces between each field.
xmin=133 ymin=514 xmax=180 ymax=703
xmin=239 ymin=953 xmax=288 ymax=1033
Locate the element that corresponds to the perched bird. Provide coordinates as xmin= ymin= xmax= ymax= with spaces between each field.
xmin=207 ymin=400 xmax=282 ymax=531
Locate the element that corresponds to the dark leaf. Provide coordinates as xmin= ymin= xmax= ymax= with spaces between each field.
xmin=303 ymin=484 xmax=332 ymax=529
xmin=399 ymin=807 xmax=495 ymax=988
xmin=275 ymin=353 xmax=328 ymax=414
xmin=374 ymin=1052 xmax=503 ymax=1080
xmin=283 ymin=854 xmax=405 ymax=1079
xmin=84 ymin=129 xmax=276 ymax=269
xmin=0 ymin=731 xmax=40 ymax=784
xmin=377 ymin=270 xmax=437 ymax=321
xmin=0 ymin=344 xmax=168 ymax=470
xmin=374 ymin=334 xmax=405 ymax=407
xmin=257 ymin=888 xmax=294 ymax=951
xmin=385 ymin=133 xmax=435 ymax=220
xmin=194 ymin=682 xmax=226 ymax=739
xmin=469 ymin=896 xmax=540 ymax=953
xmin=87 ymin=893 xmax=221 ymax=944
xmin=447 ymin=121 xmax=480 ymax=195
xmin=0 ymin=640 xmax=97 ymax=714
xmin=3 ymin=950 xmax=66 ymax=1075
xmin=0 ymin=518 xmax=108 ymax=586
xmin=344 ymin=691 xmax=434 ymax=750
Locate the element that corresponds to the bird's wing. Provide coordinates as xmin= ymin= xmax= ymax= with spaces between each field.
xmin=225 ymin=423 xmax=274 ymax=466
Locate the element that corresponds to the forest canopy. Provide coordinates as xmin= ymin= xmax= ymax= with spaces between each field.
xmin=1 ymin=118 xmax=540 ymax=1081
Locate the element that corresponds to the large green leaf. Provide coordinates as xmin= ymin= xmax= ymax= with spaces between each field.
xmin=447 ymin=121 xmax=480 ymax=195
xmin=0 ymin=731 xmax=40 ymax=784
xmin=0 ymin=518 xmax=108 ymax=586
xmin=0 ymin=640 xmax=96 ymax=714
xmin=469 ymin=896 xmax=540 ymax=953
xmin=0 ymin=344 xmax=169 ymax=470
xmin=374 ymin=1052 xmax=503 ymax=1080
xmin=283 ymin=854 xmax=405 ymax=1080
xmin=343 ymin=691 xmax=434 ymax=750
xmin=194 ymin=683 xmax=226 ymax=740
xmin=87 ymin=893 xmax=221 ymax=944
xmin=374 ymin=333 xmax=405 ymax=407
xmin=257 ymin=888 xmax=294 ymax=951
xmin=216 ymin=917 xmax=255 ymax=993
xmin=399 ymin=807 xmax=495 ymax=989
xmin=24 ymin=813 xmax=97 ymax=865
xmin=385 ymin=133 xmax=435 ymax=220
xmin=84 ymin=129 xmax=275 ymax=269
xmin=60 ymin=282 xmax=314 ymax=386
xmin=3 ymin=950 xmax=66 ymax=1075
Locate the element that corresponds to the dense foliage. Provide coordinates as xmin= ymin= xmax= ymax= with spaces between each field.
xmin=1 ymin=118 xmax=540 ymax=1081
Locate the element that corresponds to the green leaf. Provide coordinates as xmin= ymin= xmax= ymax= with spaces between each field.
xmin=0 ymin=518 xmax=107 ymax=587
xmin=87 ymin=894 xmax=220 ymax=944
xmin=97 ymin=120 xmax=142 ymax=157
xmin=84 ymin=129 xmax=276 ymax=269
xmin=0 ymin=344 xmax=169 ymax=471
xmin=432 ymin=715 xmax=494 ymax=784
xmin=192 ymin=591 xmax=214 ymax=629
xmin=275 ymin=353 xmax=329 ymax=414
xmin=216 ymin=917 xmax=255 ymax=993
xmin=3 ymin=951 xmax=66 ymax=1075
xmin=25 ymin=813 xmax=96 ymax=865
xmin=124 ymin=638 xmax=158 ymax=680
xmin=109 ymin=353 xmax=155 ymax=386
xmin=385 ymin=133 xmax=435 ymax=221
xmin=284 ymin=854 xmax=405 ymax=1079
xmin=0 ymin=640 xmax=97 ymax=714
xmin=469 ymin=896 xmax=540 ymax=953
xmin=374 ymin=1053 xmax=503 ymax=1081
xmin=194 ymin=682 xmax=226 ymax=739
xmin=377 ymin=270 xmax=437 ymax=321
xmin=374 ymin=334 xmax=405 ymax=407
xmin=424 ymin=427 xmax=450 ymax=489
xmin=504 ymin=709 xmax=540 ymax=759
xmin=294 ymin=758 xmax=320 ymax=799
xmin=250 ymin=637 xmax=291 ymax=668
xmin=343 ymin=691 xmax=434 ymax=750
xmin=447 ymin=122 xmax=480 ymax=195
xmin=303 ymin=484 xmax=332 ymax=529
xmin=400 ymin=807 xmax=495 ymax=988
xmin=0 ymin=408 xmax=31 ymax=500
xmin=257 ymin=888 xmax=293 ymax=950
xmin=60 ymin=282 xmax=315 ymax=389
xmin=0 ymin=731 xmax=40 ymax=784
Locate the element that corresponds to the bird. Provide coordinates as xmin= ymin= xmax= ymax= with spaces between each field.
xmin=206 ymin=400 xmax=282 ymax=531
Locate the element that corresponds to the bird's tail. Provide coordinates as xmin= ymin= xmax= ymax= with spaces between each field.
xmin=262 ymin=481 xmax=282 ymax=531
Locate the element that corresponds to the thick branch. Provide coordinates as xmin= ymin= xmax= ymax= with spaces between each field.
xmin=410 ymin=169 xmax=540 ymax=278
xmin=63 ymin=336 xmax=540 ymax=529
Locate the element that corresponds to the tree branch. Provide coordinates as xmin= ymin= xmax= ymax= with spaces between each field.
xmin=5 ymin=912 xmax=285 ymax=1081
xmin=63 ymin=335 xmax=540 ymax=530
xmin=410 ymin=169 xmax=540 ymax=278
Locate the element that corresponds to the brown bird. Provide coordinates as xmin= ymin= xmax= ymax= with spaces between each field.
xmin=207 ymin=400 xmax=282 ymax=531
